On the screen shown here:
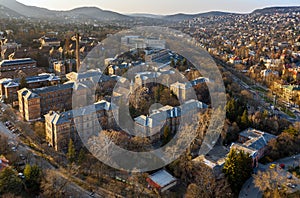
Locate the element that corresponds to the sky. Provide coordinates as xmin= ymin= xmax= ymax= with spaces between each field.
xmin=16 ymin=0 xmax=300 ymax=15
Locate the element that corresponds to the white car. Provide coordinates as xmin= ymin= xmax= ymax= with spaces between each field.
xmin=18 ymin=173 xmax=25 ymax=179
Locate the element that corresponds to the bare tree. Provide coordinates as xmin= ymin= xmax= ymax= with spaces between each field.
xmin=40 ymin=170 xmax=69 ymax=198
xmin=254 ymin=169 xmax=290 ymax=198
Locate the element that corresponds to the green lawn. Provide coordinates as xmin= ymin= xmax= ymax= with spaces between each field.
xmin=252 ymin=86 xmax=268 ymax=93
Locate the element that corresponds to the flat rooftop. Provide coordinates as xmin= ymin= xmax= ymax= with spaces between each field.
xmin=148 ymin=170 xmax=177 ymax=188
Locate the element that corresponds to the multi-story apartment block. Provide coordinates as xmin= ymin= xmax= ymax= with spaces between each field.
xmin=0 ymin=73 xmax=60 ymax=103
xmin=134 ymin=69 xmax=176 ymax=87
xmin=0 ymin=58 xmax=38 ymax=78
xmin=170 ymin=82 xmax=193 ymax=101
xmin=145 ymin=49 xmax=170 ymax=63
xmin=170 ymin=77 xmax=209 ymax=101
xmin=18 ymin=82 xmax=89 ymax=121
xmin=282 ymin=85 xmax=300 ymax=101
xmin=121 ymin=36 xmax=166 ymax=49
xmin=39 ymin=37 xmax=61 ymax=47
xmin=44 ymin=100 xmax=116 ymax=151
xmin=134 ymin=99 xmax=207 ymax=140
xmin=53 ymin=61 xmax=66 ymax=77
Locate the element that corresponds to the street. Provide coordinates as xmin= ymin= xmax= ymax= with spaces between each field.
xmin=239 ymin=154 xmax=300 ymax=198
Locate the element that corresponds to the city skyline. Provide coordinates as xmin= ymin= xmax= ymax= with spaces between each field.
xmin=16 ymin=0 xmax=300 ymax=15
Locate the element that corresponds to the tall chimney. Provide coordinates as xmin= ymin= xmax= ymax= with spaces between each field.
xmin=75 ymin=33 xmax=80 ymax=72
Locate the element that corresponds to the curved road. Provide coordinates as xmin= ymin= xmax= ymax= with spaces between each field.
xmin=239 ymin=154 xmax=300 ymax=198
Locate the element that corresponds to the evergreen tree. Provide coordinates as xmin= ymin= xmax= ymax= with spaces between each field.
xmin=0 ymin=167 xmax=22 ymax=195
xmin=24 ymin=164 xmax=41 ymax=193
xmin=240 ymin=110 xmax=250 ymax=129
xmin=67 ymin=139 xmax=76 ymax=163
xmin=77 ymin=148 xmax=86 ymax=165
xmin=223 ymin=149 xmax=253 ymax=193
xmin=182 ymin=58 xmax=187 ymax=66
xmin=226 ymin=99 xmax=236 ymax=122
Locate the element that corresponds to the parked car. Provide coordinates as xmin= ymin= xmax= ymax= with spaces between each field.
xmin=18 ymin=173 xmax=25 ymax=179
xmin=19 ymin=154 xmax=26 ymax=160
xmin=287 ymin=183 xmax=296 ymax=189
xmin=269 ymin=164 xmax=276 ymax=169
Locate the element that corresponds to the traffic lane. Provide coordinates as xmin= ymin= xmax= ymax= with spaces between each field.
xmin=0 ymin=121 xmax=16 ymax=139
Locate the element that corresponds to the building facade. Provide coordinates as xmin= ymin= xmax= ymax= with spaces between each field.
xmin=0 ymin=73 xmax=60 ymax=103
xmin=18 ymin=82 xmax=89 ymax=121
xmin=44 ymin=100 xmax=116 ymax=151
xmin=0 ymin=58 xmax=38 ymax=78
xmin=134 ymin=99 xmax=207 ymax=140
xmin=231 ymin=128 xmax=277 ymax=167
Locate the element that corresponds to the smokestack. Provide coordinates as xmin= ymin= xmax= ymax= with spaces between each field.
xmin=75 ymin=33 xmax=80 ymax=72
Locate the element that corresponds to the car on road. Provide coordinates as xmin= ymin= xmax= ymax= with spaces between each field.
xmin=269 ymin=163 xmax=276 ymax=169
xmin=18 ymin=173 xmax=25 ymax=179
xmin=287 ymin=183 xmax=297 ymax=189
xmin=279 ymin=163 xmax=285 ymax=169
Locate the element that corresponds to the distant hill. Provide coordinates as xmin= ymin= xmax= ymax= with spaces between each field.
xmin=65 ymin=7 xmax=130 ymax=21
xmin=127 ymin=13 xmax=163 ymax=19
xmin=163 ymin=11 xmax=234 ymax=21
xmin=0 ymin=0 xmax=57 ymax=18
xmin=253 ymin=6 xmax=300 ymax=14
xmin=0 ymin=4 xmax=24 ymax=18
xmin=0 ymin=1 xmax=299 ymax=22
xmin=0 ymin=0 xmax=131 ymax=21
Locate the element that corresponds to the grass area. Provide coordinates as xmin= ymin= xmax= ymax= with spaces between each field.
xmin=260 ymin=93 xmax=296 ymax=119
xmin=261 ymin=95 xmax=272 ymax=104
xmin=252 ymin=86 xmax=268 ymax=93
xmin=281 ymin=106 xmax=296 ymax=118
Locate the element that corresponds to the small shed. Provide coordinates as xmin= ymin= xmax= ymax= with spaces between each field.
xmin=146 ymin=170 xmax=177 ymax=192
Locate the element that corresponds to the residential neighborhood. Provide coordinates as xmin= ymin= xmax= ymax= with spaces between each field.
xmin=0 ymin=1 xmax=299 ymax=198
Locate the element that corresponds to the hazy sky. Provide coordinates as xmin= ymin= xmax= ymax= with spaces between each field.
xmin=17 ymin=0 xmax=300 ymax=15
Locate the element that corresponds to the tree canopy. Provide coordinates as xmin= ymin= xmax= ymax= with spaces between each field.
xmin=223 ymin=148 xmax=253 ymax=193
xmin=0 ymin=167 xmax=22 ymax=195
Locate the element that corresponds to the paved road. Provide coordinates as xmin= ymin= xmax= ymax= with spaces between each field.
xmin=239 ymin=154 xmax=300 ymax=198
xmin=0 ymin=106 xmax=101 ymax=198
xmin=0 ymin=102 xmax=122 ymax=197
xmin=216 ymin=59 xmax=300 ymax=123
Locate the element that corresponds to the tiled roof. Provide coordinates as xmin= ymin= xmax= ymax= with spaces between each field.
xmin=134 ymin=99 xmax=207 ymax=127
xmin=0 ymin=74 xmax=60 ymax=87
xmin=190 ymin=77 xmax=209 ymax=86
xmin=45 ymin=100 xmax=114 ymax=125
xmin=239 ymin=128 xmax=276 ymax=151
xmin=24 ymin=90 xmax=39 ymax=100
xmin=171 ymin=81 xmax=192 ymax=89
xmin=4 ymin=82 xmax=19 ymax=88
xmin=33 ymin=82 xmax=74 ymax=94
xmin=0 ymin=58 xmax=36 ymax=67
xmin=230 ymin=143 xmax=257 ymax=157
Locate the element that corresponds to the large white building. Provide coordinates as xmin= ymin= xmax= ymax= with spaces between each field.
xmin=121 ymin=36 xmax=166 ymax=49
